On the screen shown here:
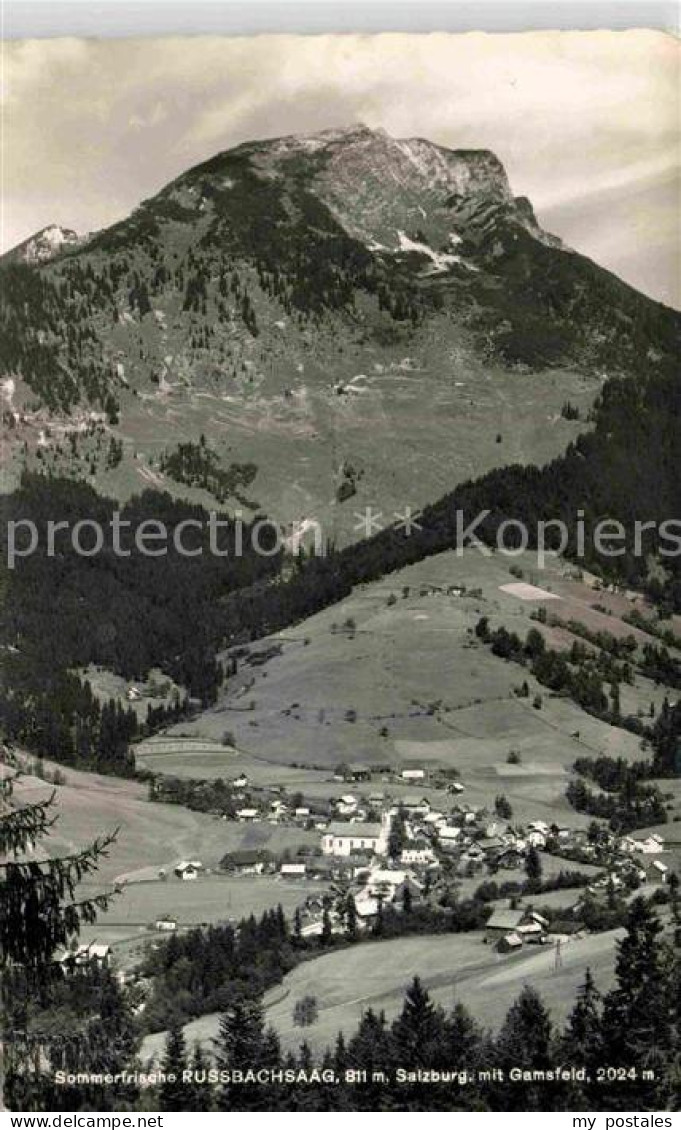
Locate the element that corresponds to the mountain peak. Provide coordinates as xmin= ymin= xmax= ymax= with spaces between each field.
xmin=202 ymin=124 xmax=523 ymax=255
xmin=3 ymin=223 xmax=83 ymax=265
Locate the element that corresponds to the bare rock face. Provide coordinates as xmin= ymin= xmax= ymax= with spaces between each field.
xmin=184 ymin=124 xmax=542 ymax=258
xmin=4 ymin=224 xmax=85 ymax=264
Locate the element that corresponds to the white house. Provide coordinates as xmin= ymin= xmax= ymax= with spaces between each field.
xmin=438 ymin=825 xmax=461 ymax=845
xmin=400 ymin=796 xmax=430 ymax=816
xmin=401 ymin=768 xmax=425 ymax=781
xmin=354 ymin=895 xmax=380 ymax=925
xmin=400 ymin=845 xmax=436 ymax=866
xmin=321 ymin=815 xmax=390 ymax=857
xmin=59 ymin=943 xmax=112 ymax=970
xmin=363 ymin=867 xmax=423 ymax=905
xmin=236 ymin=808 xmax=259 ymax=822
xmin=635 ymin=833 xmax=665 ymax=854
xmin=155 ymin=916 xmax=178 ymax=932
xmin=527 ymin=820 xmax=550 ymax=835
xmin=280 ymin=862 xmax=307 ymax=878
xmin=336 ymin=794 xmax=359 ymax=816
xmin=174 ymin=859 xmax=202 ymax=880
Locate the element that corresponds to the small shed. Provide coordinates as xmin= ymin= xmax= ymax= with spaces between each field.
xmin=497 ymin=932 xmax=523 ymax=953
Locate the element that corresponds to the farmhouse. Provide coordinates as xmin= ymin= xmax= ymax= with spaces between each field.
xmin=354 ymin=895 xmax=381 ymax=925
xmin=527 ymin=820 xmax=550 ymax=836
xmin=400 ymin=768 xmax=426 ymax=781
xmin=280 ymin=862 xmax=307 ymax=878
xmin=485 ymin=908 xmax=542 ymax=943
xmin=59 ymin=943 xmax=112 ymax=971
xmin=345 ymin=763 xmax=372 ymax=782
xmin=364 ymin=868 xmax=423 ymax=904
xmin=516 ymin=916 xmax=549 ymax=944
xmin=269 ymin=800 xmax=289 ymax=820
xmin=437 ymin=825 xmax=461 ymax=845
xmin=155 ymin=916 xmax=177 ymax=932
xmin=336 ymin=795 xmax=359 ymax=816
xmin=648 ymin=860 xmax=669 ymax=883
xmin=635 ymin=833 xmax=665 ymax=854
xmin=174 ymin=860 xmax=202 ymax=880
xmin=220 ymin=849 xmax=273 ymax=875
xmin=401 ymin=796 xmax=430 ymax=816
xmin=401 ymin=844 xmax=436 ymax=866
xmin=322 ymin=817 xmax=389 ymax=857
xmin=236 ymin=807 xmax=260 ymax=822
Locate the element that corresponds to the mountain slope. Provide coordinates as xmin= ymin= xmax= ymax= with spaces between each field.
xmin=1 ymin=126 xmax=679 ymax=538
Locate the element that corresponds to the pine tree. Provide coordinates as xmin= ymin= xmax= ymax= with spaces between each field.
xmin=185 ymin=1043 xmax=214 ymax=1112
xmin=391 ymin=976 xmax=446 ymax=1067
xmin=214 ymin=997 xmax=266 ymax=1110
xmin=388 ymin=806 xmax=407 ymax=859
xmin=1 ymin=754 xmax=127 ymax=1110
xmin=600 ymin=897 xmax=675 ymax=1108
xmin=333 ymin=1031 xmax=348 ymax=1075
xmin=345 ymin=893 xmax=358 ymax=940
xmin=561 ymin=968 xmax=602 ymax=1106
xmin=564 ymin=967 xmax=601 ymax=1056
xmin=445 ymin=1000 xmax=483 ymax=1063
xmin=525 ymin=845 xmax=543 ymax=892
xmin=321 ymin=905 xmax=333 ymax=946
xmin=344 ymin=1008 xmax=394 ymax=1107
xmin=159 ymin=1020 xmax=190 ymax=1110
xmin=496 ymin=986 xmax=552 ymax=1110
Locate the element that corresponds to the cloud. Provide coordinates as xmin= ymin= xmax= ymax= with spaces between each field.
xmin=4 ymin=30 xmax=679 ymax=305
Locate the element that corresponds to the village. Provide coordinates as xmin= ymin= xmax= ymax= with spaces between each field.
xmin=127 ymin=760 xmax=677 ymax=959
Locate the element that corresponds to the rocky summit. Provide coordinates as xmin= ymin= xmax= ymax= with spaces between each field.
xmin=1 ymin=126 xmax=679 ymax=539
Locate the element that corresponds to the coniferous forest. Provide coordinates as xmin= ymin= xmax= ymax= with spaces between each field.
xmin=1 ymin=361 xmax=679 ymax=775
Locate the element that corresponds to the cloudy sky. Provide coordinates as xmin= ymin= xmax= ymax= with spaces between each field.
xmin=4 ymin=30 xmax=679 ymax=306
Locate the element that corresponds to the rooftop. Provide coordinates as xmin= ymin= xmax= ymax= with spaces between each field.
xmin=325 ymin=821 xmax=382 ymax=838
xmin=486 ymin=909 xmax=526 ymax=930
